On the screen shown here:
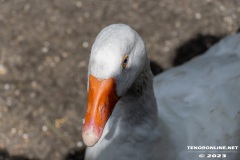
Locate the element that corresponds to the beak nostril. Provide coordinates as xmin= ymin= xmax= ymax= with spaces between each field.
xmin=99 ymin=105 xmax=107 ymax=120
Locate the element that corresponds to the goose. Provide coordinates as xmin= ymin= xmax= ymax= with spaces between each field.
xmin=82 ymin=24 xmax=240 ymax=160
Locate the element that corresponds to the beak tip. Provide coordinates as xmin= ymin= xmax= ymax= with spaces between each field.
xmin=82 ymin=129 xmax=100 ymax=147
xmin=82 ymin=75 xmax=118 ymax=147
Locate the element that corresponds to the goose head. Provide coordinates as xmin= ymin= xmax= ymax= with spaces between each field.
xmin=82 ymin=24 xmax=147 ymax=146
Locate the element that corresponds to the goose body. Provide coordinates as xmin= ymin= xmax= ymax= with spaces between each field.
xmin=82 ymin=24 xmax=240 ymax=160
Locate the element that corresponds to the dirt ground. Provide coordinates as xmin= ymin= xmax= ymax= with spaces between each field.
xmin=0 ymin=0 xmax=240 ymax=159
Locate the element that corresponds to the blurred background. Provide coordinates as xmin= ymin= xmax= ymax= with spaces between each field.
xmin=0 ymin=0 xmax=240 ymax=159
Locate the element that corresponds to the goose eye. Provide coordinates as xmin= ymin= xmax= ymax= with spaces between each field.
xmin=122 ymin=55 xmax=129 ymax=68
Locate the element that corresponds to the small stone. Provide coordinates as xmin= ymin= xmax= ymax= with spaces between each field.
xmin=23 ymin=133 xmax=29 ymax=139
xmin=42 ymin=125 xmax=48 ymax=132
xmin=195 ymin=13 xmax=202 ymax=19
xmin=54 ymin=56 xmax=60 ymax=62
xmin=164 ymin=40 xmax=172 ymax=46
xmin=82 ymin=119 xmax=85 ymax=124
xmin=77 ymin=141 xmax=83 ymax=147
xmin=175 ymin=21 xmax=181 ymax=28
xmin=132 ymin=3 xmax=139 ymax=10
xmin=219 ymin=5 xmax=225 ymax=11
xmin=163 ymin=46 xmax=170 ymax=52
xmin=224 ymin=16 xmax=233 ymax=24
xmin=3 ymin=106 xmax=8 ymax=112
xmin=31 ymin=81 xmax=38 ymax=88
xmin=30 ymin=92 xmax=36 ymax=98
xmin=76 ymin=1 xmax=83 ymax=8
xmin=50 ymin=16 xmax=57 ymax=22
xmin=16 ymin=35 xmax=24 ymax=42
xmin=61 ymin=52 xmax=69 ymax=58
xmin=232 ymin=14 xmax=237 ymax=19
xmin=0 ymin=64 xmax=7 ymax=75
xmin=82 ymin=42 xmax=89 ymax=48
xmin=41 ymin=47 xmax=49 ymax=53
xmin=11 ymin=128 xmax=17 ymax=134
xmin=78 ymin=61 xmax=87 ymax=67
xmin=24 ymin=4 xmax=31 ymax=12
xmin=14 ymin=90 xmax=20 ymax=96
xmin=77 ymin=17 xmax=84 ymax=23
xmin=4 ymin=84 xmax=10 ymax=90
xmin=6 ymin=98 xmax=12 ymax=106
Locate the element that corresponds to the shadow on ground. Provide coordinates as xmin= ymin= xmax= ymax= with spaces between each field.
xmin=173 ymin=34 xmax=222 ymax=66
xmin=64 ymin=147 xmax=86 ymax=160
xmin=150 ymin=33 xmax=222 ymax=76
xmin=0 ymin=148 xmax=86 ymax=160
xmin=150 ymin=61 xmax=164 ymax=75
xmin=0 ymin=149 xmax=38 ymax=160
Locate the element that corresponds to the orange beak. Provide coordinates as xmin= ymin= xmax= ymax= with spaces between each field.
xmin=82 ymin=75 xmax=119 ymax=146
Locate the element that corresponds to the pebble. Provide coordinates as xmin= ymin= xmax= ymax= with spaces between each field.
xmin=14 ymin=90 xmax=20 ymax=96
xmin=132 ymin=3 xmax=139 ymax=10
xmin=78 ymin=61 xmax=87 ymax=67
xmin=224 ymin=16 xmax=233 ymax=24
xmin=77 ymin=17 xmax=84 ymax=23
xmin=54 ymin=56 xmax=60 ymax=63
xmin=76 ymin=1 xmax=83 ymax=8
xmin=6 ymin=98 xmax=12 ymax=106
xmin=42 ymin=125 xmax=48 ymax=132
xmin=175 ymin=21 xmax=181 ymax=28
xmin=163 ymin=46 xmax=170 ymax=52
xmin=164 ymin=40 xmax=172 ymax=46
xmin=219 ymin=5 xmax=225 ymax=11
xmin=82 ymin=42 xmax=89 ymax=48
xmin=23 ymin=133 xmax=29 ymax=139
xmin=3 ymin=106 xmax=8 ymax=112
xmin=4 ymin=84 xmax=10 ymax=90
xmin=61 ymin=52 xmax=69 ymax=58
xmin=82 ymin=119 xmax=85 ymax=124
xmin=41 ymin=47 xmax=49 ymax=53
xmin=24 ymin=4 xmax=31 ymax=12
xmin=77 ymin=141 xmax=83 ymax=147
xmin=37 ymin=65 xmax=44 ymax=72
xmin=30 ymin=92 xmax=36 ymax=98
xmin=195 ymin=13 xmax=202 ymax=19
xmin=31 ymin=81 xmax=38 ymax=88
xmin=0 ymin=64 xmax=7 ymax=75
xmin=11 ymin=128 xmax=17 ymax=134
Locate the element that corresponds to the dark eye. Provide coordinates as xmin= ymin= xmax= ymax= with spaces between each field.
xmin=122 ymin=55 xmax=129 ymax=68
